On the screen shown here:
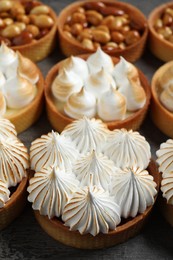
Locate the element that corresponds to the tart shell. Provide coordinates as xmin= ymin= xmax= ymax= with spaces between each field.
xmin=34 ymin=159 xmax=160 ymax=249
xmin=44 ymin=55 xmax=151 ymax=132
xmin=158 ymin=193 xmax=173 ymax=227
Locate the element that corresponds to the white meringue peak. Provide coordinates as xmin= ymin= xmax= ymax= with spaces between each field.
xmin=87 ymin=47 xmax=114 ymax=74
xmin=3 ymin=73 xmax=36 ymax=109
xmin=85 ymin=68 xmax=116 ymax=99
xmin=64 ymin=87 xmax=96 ymax=119
xmin=112 ymin=56 xmax=131 ymax=88
xmin=104 ymin=128 xmax=151 ymax=169
xmin=110 ymin=166 xmax=157 ymax=218
xmin=161 ymin=171 xmax=173 ymax=204
xmin=0 ymin=42 xmax=18 ymax=74
xmin=73 ymin=150 xmax=115 ymax=190
xmin=62 ymin=117 xmax=109 ymax=153
xmin=27 ymin=166 xmax=79 ymax=218
xmin=159 ymin=65 xmax=173 ymax=90
xmin=0 ymin=91 xmax=6 ymax=116
xmin=160 ymin=84 xmax=173 ymax=112
xmin=0 ymin=117 xmax=17 ymax=138
xmin=0 ymin=179 xmax=10 ymax=208
xmin=62 ymin=185 xmax=121 ymax=236
xmin=156 ymin=139 xmax=173 ymax=174
xmin=30 ymin=131 xmax=78 ymax=172
xmin=97 ymin=86 xmax=126 ymax=121
xmin=52 ymin=68 xmax=83 ymax=102
xmin=0 ymin=136 xmax=29 ymax=187
xmin=59 ymin=56 xmax=89 ymax=82
xmin=0 ymin=71 xmax=6 ymax=91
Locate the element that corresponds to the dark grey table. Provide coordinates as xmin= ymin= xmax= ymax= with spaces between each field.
xmin=1 ymin=0 xmax=173 ymax=259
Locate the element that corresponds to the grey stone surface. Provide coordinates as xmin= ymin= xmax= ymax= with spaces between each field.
xmin=1 ymin=0 xmax=173 ymax=259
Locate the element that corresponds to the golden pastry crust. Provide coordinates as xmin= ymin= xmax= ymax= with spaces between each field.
xmin=44 ymin=55 xmax=151 ymax=132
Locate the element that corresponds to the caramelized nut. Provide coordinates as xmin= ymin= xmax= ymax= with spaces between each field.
xmin=63 ymin=24 xmax=71 ymax=32
xmin=81 ymin=38 xmax=94 ymax=49
xmin=3 ymin=18 xmax=13 ymax=26
xmin=71 ymin=12 xmax=86 ymax=24
xmin=125 ymin=30 xmax=140 ymax=45
xmin=0 ymin=0 xmax=13 ymax=12
xmin=36 ymin=28 xmax=50 ymax=39
xmin=111 ymin=31 xmax=124 ymax=43
xmin=24 ymin=1 xmax=41 ymax=14
xmin=64 ymin=30 xmax=73 ymax=38
xmin=95 ymin=25 xmax=109 ymax=33
xmin=120 ymin=25 xmax=130 ymax=34
xmin=83 ymin=2 xmax=105 ymax=11
xmin=1 ymin=24 xmax=21 ymax=38
xmin=109 ymin=17 xmax=123 ymax=30
xmin=119 ymin=42 xmax=126 ymax=49
xmin=32 ymin=15 xmax=54 ymax=28
xmin=154 ymin=18 xmax=163 ymax=29
xmin=165 ymin=8 xmax=173 ymax=17
xmin=157 ymin=27 xmax=172 ymax=39
xmin=71 ymin=23 xmax=83 ymax=36
xmin=16 ymin=14 xmax=30 ymax=24
xmin=99 ymin=7 xmax=125 ymax=16
xmin=0 ymin=18 xmax=4 ymax=28
xmin=101 ymin=15 xmax=115 ymax=27
xmin=30 ymin=5 xmax=50 ymax=15
xmin=93 ymin=30 xmax=110 ymax=44
xmin=10 ymin=2 xmax=25 ymax=17
xmin=0 ymin=12 xmax=10 ymax=18
xmin=12 ymin=31 xmax=33 ymax=46
xmin=25 ymin=24 xmax=40 ymax=38
xmin=86 ymin=10 xmax=103 ymax=26
xmin=76 ymin=7 xmax=85 ymax=14
xmin=162 ymin=13 xmax=173 ymax=26
xmin=78 ymin=28 xmax=93 ymax=41
xmin=15 ymin=22 xmax=26 ymax=31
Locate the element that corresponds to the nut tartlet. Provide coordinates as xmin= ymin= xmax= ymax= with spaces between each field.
xmin=0 ymin=42 xmax=44 ymax=133
xmin=0 ymin=117 xmax=29 ymax=230
xmin=57 ymin=0 xmax=148 ymax=62
xmin=0 ymin=0 xmax=57 ymax=62
xmin=148 ymin=2 xmax=173 ymax=62
xmin=156 ymin=139 xmax=173 ymax=226
xmin=45 ymin=49 xmax=151 ymax=132
xmin=27 ymin=117 xmax=160 ymax=249
xmin=151 ymin=60 xmax=173 ymax=138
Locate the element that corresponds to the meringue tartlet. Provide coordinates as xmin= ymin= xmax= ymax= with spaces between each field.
xmin=0 ymin=118 xmax=29 ymax=230
xmin=156 ymin=139 xmax=173 ymax=226
xmin=151 ymin=60 xmax=173 ymax=138
xmin=28 ymin=117 xmax=159 ymax=249
xmin=0 ymin=43 xmax=44 ymax=133
xmin=45 ymin=49 xmax=151 ymax=132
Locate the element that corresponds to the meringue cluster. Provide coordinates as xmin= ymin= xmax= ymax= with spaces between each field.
xmin=159 ymin=64 xmax=173 ymax=112
xmin=51 ymin=48 xmax=146 ymax=121
xmin=156 ymin=139 xmax=173 ymax=205
xmin=0 ymin=42 xmax=39 ymax=117
xmin=0 ymin=117 xmax=29 ymax=208
xmin=28 ymin=117 xmax=157 ymax=236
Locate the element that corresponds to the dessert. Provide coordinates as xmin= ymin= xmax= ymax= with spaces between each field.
xmin=156 ymin=139 xmax=173 ymax=226
xmin=57 ymin=0 xmax=148 ymax=62
xmin=0 ymin=0 xmax=57 ymax=62
xmin=28 ymin=117 xmax=159 ymax=249
xmin=148 ymin=2 xmax=173 ymax=62
xmin=0 ymin=42 xmax=44 ymax=133
xmin=45 ymin=49 xmax=151 ymax=132
xmin=151 ymin=60 xmax=173 ymax=138
xmin=0 ymin=117 xmax=29 ymax=230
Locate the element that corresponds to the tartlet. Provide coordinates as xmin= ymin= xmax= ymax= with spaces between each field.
xmin=148 ymin=2 xmax=173 ymax=62
xmin=0 ymin=0 xmax=57 ymax=62
xmin=150 ymin=60 xmax=173 ymax=138
xmin=45 ymin=51 xmax=151 ymax=132
xmin=156 ymin=139 xmax=173 ymax=226
xmin=57 ymin=0 xmax=148 ymax=62
xmin=0 ymin=43 xmax=44 ymax=133
xmin=0 ymin=118 xmax=29 ymax=230
xmin=28 ymin=117 xmax=160 ymax=249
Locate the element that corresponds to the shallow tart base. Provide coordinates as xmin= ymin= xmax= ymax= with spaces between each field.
xmin=0 ymin=176 xmax=28 ymax=230
xmin=151 ymin=61 xmax=173 ymax=138
xmin=4 ymin=66 xmax=44 ymax=134
xmin=34 ymin=160 xmax=160 ymax=249
xmin=45 ymin=55 xmax=151 ymax=133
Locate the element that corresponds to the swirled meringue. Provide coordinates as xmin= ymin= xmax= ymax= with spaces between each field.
xmin=0 ymin=118 xmax=17 ymax=137
xmin=0 ymin=71 xmax=5 ymax=92
xmin=97 ymin=86 xmax=126 ymax=121
xmin=0 ymin=179 xmax=10 ymax=208
xmin=110 ymin=167 xmax=157 ymax=218
xmin=104 ymin=129 xmax=151 ymax=169
xmin=64 ymin=87 xmax=96 ymax=119
xmin=158 ymin=65 xmax=173 ymax=89
xmin=62 ymin=185 xmax=121 ymax=236
xmin=59 ymin=56 xmax=89 ymax=82
xmin=85 ymin=68 xmax=116 ymax=99
xmin=52 ymin=69 xmax=83 ymax=102
xmin=156 ymin=139 xmax=173 ymax=174
xmin=0 ymin=136 xmax=29 ymax=187
xmin=0 ymin=42 xmax=18 ymax=75
xmin=161 ymin=171 xmax=173 ymax=204
xmin=30 ymin=131 xmax=78 ymax=172
xmin=73 ymin=150 xmax=115 ymax=190
xmin=62 ymin=117 xmax=109 ymax=153
xmin=160 ymin=84 xmax=173 ymax=112
xmin=112 ymin=56 xmax=131 ymax=88
xmin=87 ymin=47 xmax=114 ymax=74
xmin=0 ymin=92 xmax=6 ymax=116
xmin=3 ymin=73 xmax=36 ymax=109
xmin=27 ymin=166 xmax=79 ymax=218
